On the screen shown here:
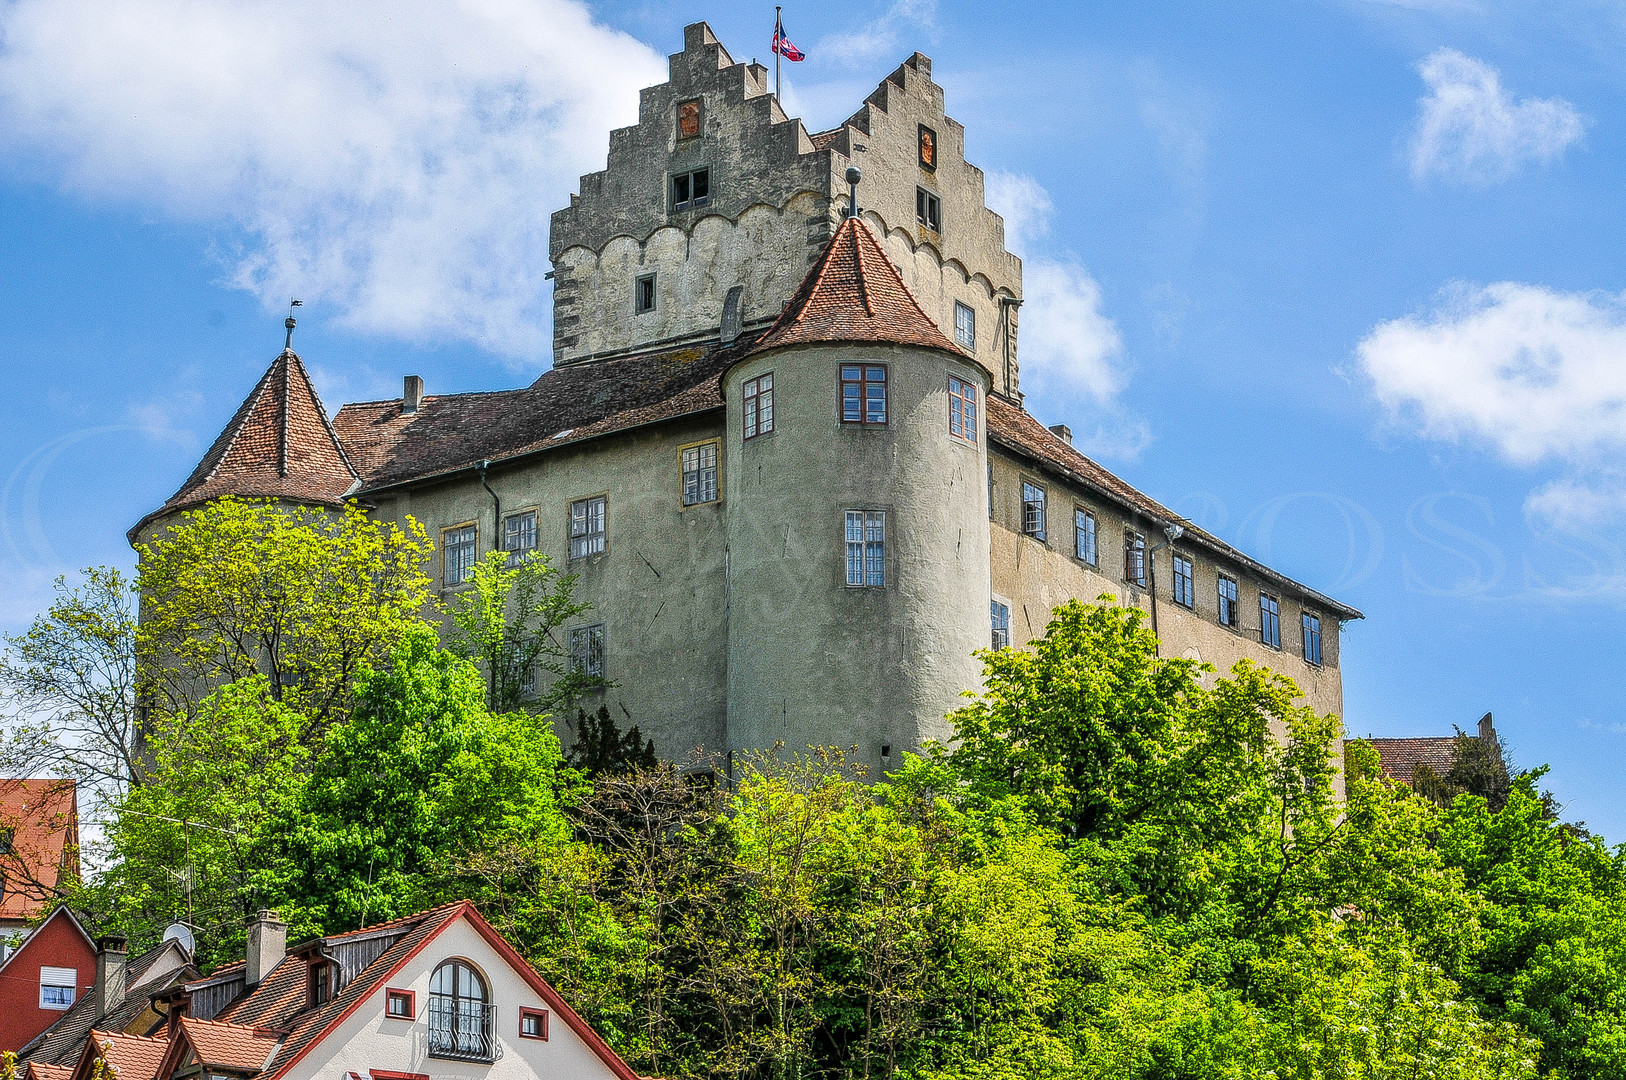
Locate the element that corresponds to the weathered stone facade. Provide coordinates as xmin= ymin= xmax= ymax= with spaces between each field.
xmin=133 ymin=23 xmax=1360 ymax=778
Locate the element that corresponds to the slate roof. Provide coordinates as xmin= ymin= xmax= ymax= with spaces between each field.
xmin=128 ymin=350 xmax=359 ymax=541
xmin=0 ymin=779 xmax=78 ymax=922
xmin=1368 ymin=737 xmax=1460 ymax=785
xmin=746 ymin=215 xmax=974 ymax=363
xmin=986 ymin=398 xmax=1363 ymax=620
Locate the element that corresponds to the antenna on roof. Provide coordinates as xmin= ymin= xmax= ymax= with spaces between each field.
xmin=285 ymin=298 xmax=303 ymax=352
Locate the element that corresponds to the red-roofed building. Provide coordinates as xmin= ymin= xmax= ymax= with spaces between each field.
xmin=128 ymin=22 xmax=1362 ymax=776
xmin=0 ymin=907 xmax=97 ymax=1053
xmin=1369 ymin=713 xmax=1497 ymax=787
xmin=0 ymin=779 xmax=80 ymax=933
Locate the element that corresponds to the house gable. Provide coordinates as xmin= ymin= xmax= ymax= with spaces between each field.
xmin=0 ymin=907 xmax=97 ymax=1053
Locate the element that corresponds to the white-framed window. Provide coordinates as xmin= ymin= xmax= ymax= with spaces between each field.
xmin=569 ymin=496 xmax=606 ymax=559
xmin=1124 ymin=529 xmax=1147 ymax=586
xmin=40 ymin=967 xmax=76 ymax=1010
xmin=1218 ymin=575 xmax=1239 ymax=627
xmin=1303 ymin=612 xmax=1322 ymax=665
xmin=443 ymin=524 xmax=477 ymax=587
xmin=635 ymin=273 xmax=656 ymax=314
xmin=1022 ymin=482 xmax=1046 ymax=541
xmin=504 ymin=510 xmax=537 ymax=564
xmin=520 ymin=1007 xmax=550 ymax=1041
xmin=916 ymin=187 xmax=941 ymax=231
xmin=1260 ymin=594 xmax=1281 ymax=649
xmin=570 ymin=625 xmax=605 ymax=677
xmin=682 ymin=442 xmax=719 ymax=505
xmin=845 ymin=511 xmax=886 ymax=587
xmin=954 ymin=302 xmax=976 ymax=351
xmin=948 ymin=376 xmax=977 ymax=442
xmin=743 ymin=373 xmax=774 ymax=438
xmin=990 ymin=600 xmax=1010 ymax=650
xmin=1075 ymin=508 xmax=1097 ymax=564
xmin=1173 ymin=555 xmax=1195 ymax=608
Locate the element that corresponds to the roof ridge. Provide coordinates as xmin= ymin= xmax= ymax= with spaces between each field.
xmin=285 ymin=351 xmax=360 ymax=484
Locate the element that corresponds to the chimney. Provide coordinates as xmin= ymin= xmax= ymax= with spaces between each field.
xmin=1048 ymin=424 xmax=1073 ymax=446
xmin=246 ymin=909 xmax=288 ymax=988
xmin=1477 ymin=712 xmax=1495 ymax=742
xmin=93 ymin=935 xmax=128 ymax=1019
xmin=403 ymin=375 xmax=424 ymax=414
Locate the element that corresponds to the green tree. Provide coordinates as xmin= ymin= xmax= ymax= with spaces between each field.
xmin=136 ymin=497 xmax=433 ymax=724
xmin=445 ymin=549 xmax=601 ymax=713
xmin=569 ymin=704 xmax=657 ymax=777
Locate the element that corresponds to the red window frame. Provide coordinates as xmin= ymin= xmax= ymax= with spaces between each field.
xmin=371 ymin=1071 xmax=428 ymax=1080
xmin=384 ymin=988 xmax=415 ymax=1019
xmin=519 ymin=1006 xmax=550 ymax=1041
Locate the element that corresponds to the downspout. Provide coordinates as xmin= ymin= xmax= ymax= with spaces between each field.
xmin=477 ymin=460 xmax=500 ymax=703
xmin=1146 ymin=524 xmax=1185 ymax=656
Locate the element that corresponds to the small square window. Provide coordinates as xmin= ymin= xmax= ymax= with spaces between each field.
xmin=569 ymin=496 xmax=606 ymax=559
xmin=1173 ymin=555 xmax=1195 ymax=608
xmin=672 ymin=168 xmax=710 ymax=211
xmin=1303 ymin=612 xmax=1322 ymax=665
xmin=841 ymin=365 xmax=888 ymax=425
xmin=1218 ymin=576 xmax=1239 ymax=627
xmin=1022 ymin=482 xmax=1046 ymax=541
xmin=386 ymin=989 xmax=415 ymax=1018
xmin=916 ymin=187 xmax=941 ymax=232
xmin=743 ymin=373 xmax=774 ymax=438
xmin=1260 ymin=594 xmax=1281 ymax=649
xmin=39 ymin=968 xmax=75 ymax=1011
xmin=504 ymin=511 xmax=537 ymax=565
xmin=948 ymin=376 xmax=977 ymax=442
xmin=845 ymin=511 xmax=886 ymax=587
xmin=520 ymin=1007 xmax=550 ymax=1041
xmin=1124 ymin=529 xmax=1146 ymax=586
xmin=442 ymin=524 xmax=477 ymax=588
xmin=682 ymin=442 xmax=719 ymax=506
xmin=990 ymin=600 xmax=1010 ymax=650
xmin=1074 ymin=508 xmax=1097 ymax=565
xmin=570 ymin=624 xmax=605 ymax=677
xmin=954 ymin=302 xmax=975 ymax=351
xmin=635 ymin=273 xmax=656 ymax=314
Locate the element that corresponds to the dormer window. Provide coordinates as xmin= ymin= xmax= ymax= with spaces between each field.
xmin=309 ymin=959 xmax=334 ymax=1007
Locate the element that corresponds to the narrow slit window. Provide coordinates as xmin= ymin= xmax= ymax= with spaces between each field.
xmin=682 ymin=442 xmax=719 ymax=505
xmin=1075 ymin=508 xmax=1097 ymax=565
xmin=743 ymin=373 xmax=774 ymax=438
xmin=1173 ymin=555 xmax=1195 ymax=608
xmin=845 ymin=511 xmax=886 ymax=587
xmin=635 ymin=273 xmax=656 ymax=314
xmin=1260 ymin=594 xmax=1281 ymax=649
xmin=1022 ymin=482 xmax=1046 ymax=540
xmin=1218 ymin=576 xmax=1238 ymax=627
xmin=991 ymin=600 xmax=1010 ymax=650
xmin=841 ymin=365 xmax=887 ymax=425
xmin=948 ymin=376 xmax=977 ymax=442
xmin=1124 ymin=529 xmax=1146 ymax=586
xmin=569 ymin=496 xmax=606 ymax=559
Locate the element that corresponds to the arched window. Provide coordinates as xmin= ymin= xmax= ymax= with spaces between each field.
xmin=428 ymin=960 xmax=492 ymax=1060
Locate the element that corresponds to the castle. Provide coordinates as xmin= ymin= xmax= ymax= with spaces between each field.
xmin=129 ymin=23 xmax=1361 ymax=772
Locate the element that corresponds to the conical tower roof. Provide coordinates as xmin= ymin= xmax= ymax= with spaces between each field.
xmin=129 ymin=349 xmax=359 ymax=541
xmin=747 ymin=215 xmax=974 ymax=361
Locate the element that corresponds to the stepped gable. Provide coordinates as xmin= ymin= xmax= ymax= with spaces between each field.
xmin=128 ymin=350 xmax=359 ymax=542
xmin=746 ymin=215 xmax=975 ymax=363
xmin=335 ymin=335 xmax=757 ymax=494
xmin=986 ymin=397 xmax=1363 ymax=621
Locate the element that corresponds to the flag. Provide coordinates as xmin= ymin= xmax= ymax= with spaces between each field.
xmin=773 ymin=22 xmax=805 ymax=62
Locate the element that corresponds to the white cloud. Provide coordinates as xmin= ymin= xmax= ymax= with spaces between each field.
xmin=1409 ymin=48 xmax=1583 ymax=184
xmin=1525 ymin=473 xmax=1626 ymax=532
xmin=984 ymin=171 xmax=1127 ymax=413
xmin=0 ymin=0 xmax=665 ymax=360
xmin=1359 ymin=282 xmax=1626 ymax=465
xmin=814 ymin=0 xmax=937 ymax=69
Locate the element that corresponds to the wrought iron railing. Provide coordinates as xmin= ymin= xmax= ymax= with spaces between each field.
xmin=427 ymin=997 xmax=496 ymax=1062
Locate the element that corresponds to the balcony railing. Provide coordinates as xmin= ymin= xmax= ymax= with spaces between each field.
xmin=427 ymin=997 xmax=496 ymax=1062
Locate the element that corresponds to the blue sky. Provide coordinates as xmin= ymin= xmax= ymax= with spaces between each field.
xmin=2 ymin=0 xmax=1623 ymax=837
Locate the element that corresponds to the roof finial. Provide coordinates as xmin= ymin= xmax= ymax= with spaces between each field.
xmin=284 ymin=298 xmax=303 ymax=352
xmin=844 ymin=166 xmax=862 ymax=220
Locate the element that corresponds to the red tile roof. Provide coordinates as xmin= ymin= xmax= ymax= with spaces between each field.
xmin=175 ymin=1018 xmax=281 ymax=1073
xmin=24 ymin=1062 xmax=73 ymax=1080
xmin=986 ymin=398 xmax=1363 ymax=620
xmin=1368 ymin=737 xmax=1459 ymax=785
xmin=747 ymin=215 xmax=974 ymax=363
xmin=0 ymin=779 xmax=79 ymax=921
xmin=129 ymin=350 xmax=359 ymax=541
xmin=85 ymin=1031 xmax=169 ymax=1080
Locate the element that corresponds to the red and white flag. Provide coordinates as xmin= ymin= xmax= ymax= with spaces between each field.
xmin=773 ymin=20 xmax=805 ymax=62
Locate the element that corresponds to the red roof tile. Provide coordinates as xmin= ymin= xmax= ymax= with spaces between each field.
xmin=1368 ymin=737 xmax=1460 ymax=785
xmin=0 ymin=779 xmax=79 ymax=921
xmin=129 ymin=350 xmax=358 ymax=541
xmin=746 ymin=216 xmax=973 ymax=362
xmin=86 ymin=1031 xmax=169 ymax=1080
xmin=173 ymin=1018 xmax=281 ymax=1073
xmin=24 ymin=1062 xmax=73 ymax=1080
xmin=986 ymin=398 xmax=1363 ymax=621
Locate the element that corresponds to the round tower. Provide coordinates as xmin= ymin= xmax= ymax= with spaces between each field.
xmin=723 ymin=216 xmax=992 ymax=773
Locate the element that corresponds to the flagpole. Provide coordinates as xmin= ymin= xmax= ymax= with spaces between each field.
xmin=774 ymin=6 xmax=782 ymax=104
